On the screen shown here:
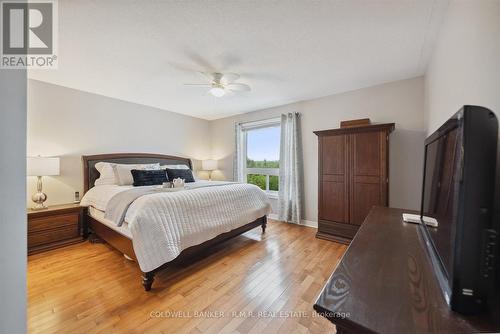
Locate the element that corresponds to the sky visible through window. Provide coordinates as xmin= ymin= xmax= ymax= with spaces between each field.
xmin=247 ymin=126 xmax=280 ymax=161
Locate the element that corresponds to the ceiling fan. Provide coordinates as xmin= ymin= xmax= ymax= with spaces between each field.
xmin=184 ymin=72 xmax=251 ymax=97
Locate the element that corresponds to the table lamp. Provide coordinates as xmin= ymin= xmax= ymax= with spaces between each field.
xmin=27 ymin=156 xmax=60 ymax=210
xmin=202 ymin=159 xmax=218 ymax=181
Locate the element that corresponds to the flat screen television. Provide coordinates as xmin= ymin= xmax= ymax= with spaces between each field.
xmin=420 ymin=105 xmax=499 ymax=315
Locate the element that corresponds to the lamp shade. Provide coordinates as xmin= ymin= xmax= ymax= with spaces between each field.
xmin=27 ymin=157 xmax=60 ymax=176
xmin=202 ymin=159 xmax=218 ymax=171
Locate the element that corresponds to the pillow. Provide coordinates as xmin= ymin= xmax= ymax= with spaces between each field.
xmin=160 ymin=164 xmax=189 ymax=170
xmin=131 ymin=169 xmax=168 ymax=186
xmin=94 ymin=162 xmax=118 ymax=186
xmin=166 ymin=168 xmax=195 ymax=183
xmin=94 ymin=162 xmax=161 ymax=186
xmin=161 ymin=164 xmax=200 ymax=181
xmin=114 ymin=163 xmax=160 ymax=186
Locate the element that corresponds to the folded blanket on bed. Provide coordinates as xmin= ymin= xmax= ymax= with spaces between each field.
xmin=104 ymin=181 xmax=235 ymax=226
xmin=105 ymin=182 xmax=271 ymax=272
xmin=104 ymin=187 xmax=167 ymax=226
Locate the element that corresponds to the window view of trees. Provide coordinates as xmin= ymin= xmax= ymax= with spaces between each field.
xmin=246 ymin=159 xmax=279 ymax=191
xmin=244 ymin=123 xmax=280 ymax=193
xmin=247 ymin=173 xmax=279 ymax=191
xmin=246 ymin=159 xmax=279 ymax=168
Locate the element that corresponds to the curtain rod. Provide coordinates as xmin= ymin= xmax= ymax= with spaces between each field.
xmin=235 ymin=112 xmax=301 ymax=126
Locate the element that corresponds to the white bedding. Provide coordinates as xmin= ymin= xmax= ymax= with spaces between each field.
xmin=88 ymin=206 xmax=133 ymax=239
xmin=80 ymin=181 xmax=231 ymax=211
xmin=81 ymin=184 xmax=134 ymax=211
xmin=81 ymin=181 xmax=271 ymax=272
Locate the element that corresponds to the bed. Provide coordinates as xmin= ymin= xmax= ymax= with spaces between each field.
xmin=81 ymin=153 xmax=270 ymax=291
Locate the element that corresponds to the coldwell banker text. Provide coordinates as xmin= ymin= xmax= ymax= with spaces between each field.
xmin=1 ymin=0 xmax=58 ymax=69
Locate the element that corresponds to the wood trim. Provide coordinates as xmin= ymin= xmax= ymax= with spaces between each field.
xmin=28 ymin=213 xmax=78 ymax=233
xmin=316 ymin=232 xmax=352 ymax=245
xmin=82 ymin=153 xmax=193 ymax=193
xmin=340 ymin=118 xmax=370 ymax=128
xmin=318 ymin=219 xmax=359 ymax=239
xmin=28 ymin=237 xmax=84 ymax=255
xmin=88 ymin=216 xmax=137 ymax=260
xmin=349 ymin=134 xmax=354 ymax=225
xmin=345 ymin=134 xmax=351 ymax=224
xmin=317 ymin=136 xmax=323 ymax=223
xmin=314 ymin=123 xmax=395 ymax=137
xmin=322 ymin=174 xmax=345 ymax=182
xmin=380 ymin=131 xmax=388 ymax=205
xmin=27 ymin=203 xmax=82 ymax=218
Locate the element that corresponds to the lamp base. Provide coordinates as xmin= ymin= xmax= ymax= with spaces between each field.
xmin=31 ymin=190 xmax=48 ymax=210
xmin=31 ymin=203 xmax=48 ymax=210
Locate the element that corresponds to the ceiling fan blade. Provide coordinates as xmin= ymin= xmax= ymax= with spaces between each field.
xmin=198 ymin=71 xmax=215 ymax=82
xmin=221 ymin=73 xmax=240 ymax=85
xmin=226 ymin=83 xmax=251 ymax=92
xmin=224 ymin=89 xmax=236 ymax=97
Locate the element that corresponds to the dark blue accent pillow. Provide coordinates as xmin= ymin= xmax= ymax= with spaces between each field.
xmin=131 ymin=169 xmax=168 ymax=186
xmin=165 ymin=168 xmax=195 ymax=183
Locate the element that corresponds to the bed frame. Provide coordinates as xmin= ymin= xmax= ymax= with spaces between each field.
xmin=82 ymin=153 xmax=267 ymax=291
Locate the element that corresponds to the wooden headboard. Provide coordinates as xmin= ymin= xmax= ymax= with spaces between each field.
xmin=82 ymin=153 xmax=192 ymax=193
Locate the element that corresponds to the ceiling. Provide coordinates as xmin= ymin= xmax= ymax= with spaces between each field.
xmin=28 ymin=0 xmax=449 ymax=120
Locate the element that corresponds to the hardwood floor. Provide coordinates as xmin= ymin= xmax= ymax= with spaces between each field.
xmin=28 ymin=220 xmax=346 ymax=334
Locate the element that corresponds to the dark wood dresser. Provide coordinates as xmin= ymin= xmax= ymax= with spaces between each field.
xmin=28 ymin=204 xmax=85 ymax=255
xmin=314 ymin=206 xmax=499 ymax=333
xmin=314 ymin=123 xmax=395 ymax=244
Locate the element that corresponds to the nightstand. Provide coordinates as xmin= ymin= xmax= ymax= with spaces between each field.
xmin=28 ymin=204 xmax=85 ymax=255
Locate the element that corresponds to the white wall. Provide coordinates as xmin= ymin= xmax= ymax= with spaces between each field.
xmin=27 ymin=80 xmax=212 ymax=206
xmin=210 ymin=77 xmax=426 ymax=223
xmin=424 ymin=0 xmax=500 ymax=291
xmin=0 ymin=71 xmax=27 ymax=333
xmin=424 ymin=0 xmax=500 ymax=132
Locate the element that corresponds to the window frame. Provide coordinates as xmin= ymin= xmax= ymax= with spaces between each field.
xmin=240 ymin=117 xmax=281 ymax=197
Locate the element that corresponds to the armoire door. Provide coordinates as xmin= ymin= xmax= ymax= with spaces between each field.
xmin=319 ymin=135 xmax=349 ymax=224
xmin=349 ymin=131 xmax=388 ymax=225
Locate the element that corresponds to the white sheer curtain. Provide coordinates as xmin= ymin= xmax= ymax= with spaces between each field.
xmin=233 ymin=122 xmax=244 ymax=182
xmin=278 ymin=112 xmax=303 ymax=224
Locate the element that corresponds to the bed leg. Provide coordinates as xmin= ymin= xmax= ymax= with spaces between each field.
xmin=262 ymin=218 xmax=267 ymax=233
xmin=88 ymin=233 xmax=103 ymax=244
xmin=142 ymin=272 xmax=155 ymax=291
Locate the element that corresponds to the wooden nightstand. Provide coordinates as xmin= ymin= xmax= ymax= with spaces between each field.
xmin=28 ymin=204 xmax=85 ymax=255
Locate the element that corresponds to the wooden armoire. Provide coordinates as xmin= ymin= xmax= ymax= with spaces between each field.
xmin=314 ymin=123 xmax=395 ymax=244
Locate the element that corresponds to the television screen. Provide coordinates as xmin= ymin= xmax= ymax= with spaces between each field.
xmin=420 ymin=106 xmax=498 ymax=315
xmin=421 ymin=123 xmax=462 ymax=280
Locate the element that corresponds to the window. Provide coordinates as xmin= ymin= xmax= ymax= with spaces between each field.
xmin=240 ymin=118 xmax=281 ymax=196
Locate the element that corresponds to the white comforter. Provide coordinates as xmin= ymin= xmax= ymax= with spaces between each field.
xmin=81 ymin=182 xmax=271 ymax=272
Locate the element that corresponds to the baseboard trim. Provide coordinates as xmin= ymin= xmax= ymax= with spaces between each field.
xmin=316 ymin=232 xmax=351 ymax=245
xmin=268 ymin=213 xmax=279 ymax=220
xmin=300 ymin=219 xmax=318 ymax=228
xmin=267 ymin=214 xmax=318 ymax=229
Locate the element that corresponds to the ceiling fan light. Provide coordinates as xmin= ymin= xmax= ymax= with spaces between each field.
xmin=209 ymin=87 xmax=226 ymax=97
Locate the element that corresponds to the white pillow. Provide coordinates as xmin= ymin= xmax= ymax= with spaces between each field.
xmin=94 ymin=162 xmax=160 ymax=186
xmin=94 ymin=162 xmax=118 ymax=186
xmin=114 ymin=163 xmax=160 ymax=186
xmin=160 ymin=164 xmax=189 ymax=169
